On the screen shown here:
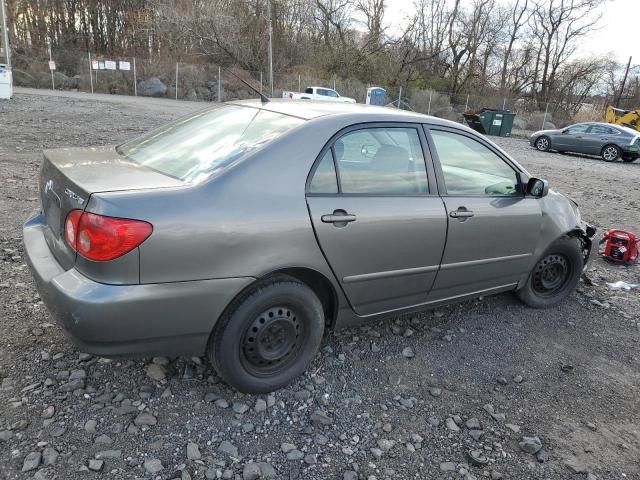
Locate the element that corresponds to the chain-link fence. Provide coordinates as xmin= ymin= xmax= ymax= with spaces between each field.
xmin=10 ymin=46 xmax=609 ymax=137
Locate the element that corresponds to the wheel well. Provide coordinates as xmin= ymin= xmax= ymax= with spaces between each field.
xmin=601 ymin=143 xmax=620 ymax=154
xmin=567 ymin=228 xmax=593 ymax=263
xmin=536 ymin=135 xmax=550 ymax=148
xmin=270 ymin=268 xmax=338 ymax=329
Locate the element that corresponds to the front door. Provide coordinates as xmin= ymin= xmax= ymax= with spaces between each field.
xmin=306 ymin=125 xmax=447 ymax=315
xmin=426 ymin=127 xmax=543 ymax=299
xmin=554 ymin=124 xmax=590 ymax=153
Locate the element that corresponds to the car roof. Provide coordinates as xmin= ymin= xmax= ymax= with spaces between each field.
xmin=227 ymin=98 xmax=463 ymax=128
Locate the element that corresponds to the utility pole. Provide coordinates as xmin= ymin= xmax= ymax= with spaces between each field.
xmin=615 ymin=56 xmax=632 ymax=108
xmin=0 ymin=0 xmax=10 ymax=65
xmin=267 ymin=0 xmax=274 ymax=97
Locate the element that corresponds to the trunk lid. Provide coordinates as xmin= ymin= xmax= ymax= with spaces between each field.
xmin=39 ymin=146 xmax=183 ymax=269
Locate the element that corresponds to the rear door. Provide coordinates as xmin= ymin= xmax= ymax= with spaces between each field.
xmin=306 ymin=124 xmax=447 ymax=316
xmin=583 ymin=124 xmax=616 ymax=155
xmin=425 ymin=126 xmax=543 ymax=299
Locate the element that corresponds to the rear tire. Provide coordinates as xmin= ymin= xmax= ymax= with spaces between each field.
xmin=535 ymin=135 xmax=551 ymax=152
xmin=208 ymin=276 xmax=325 ymax=393
xmin=601 ymin=144 xmax=621 ymax=162
xmin=516 ymin=236 xmax=583 ymax=308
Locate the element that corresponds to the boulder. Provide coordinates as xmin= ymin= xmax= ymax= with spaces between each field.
xmin=512 ymin=117 xmax=527 ymax=130
xmin=139 ymin=77 xmax=167 ymax=97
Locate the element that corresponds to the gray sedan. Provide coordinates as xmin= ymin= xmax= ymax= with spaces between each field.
xmin=24 ymin=101 xmax=595 ymax=393
xmin=530 ymin=122 xmax=640 ymax=162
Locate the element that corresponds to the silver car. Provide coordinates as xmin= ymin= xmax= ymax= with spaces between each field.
xmin=24 ymin=101 xmax=595 ymax=393
xmin=530 ymin=122 xmax=640 ymax=162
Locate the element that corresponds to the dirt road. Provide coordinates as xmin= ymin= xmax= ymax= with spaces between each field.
xmin=1 ymin=90 xmax=638 ymax=480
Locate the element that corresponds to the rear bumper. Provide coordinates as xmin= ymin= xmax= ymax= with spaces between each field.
xmin=23 ymin=212 xmax=254 ymax=357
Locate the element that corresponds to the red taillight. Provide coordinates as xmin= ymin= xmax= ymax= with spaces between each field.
xmin=64 ymin=210 xmax=152 ymax=261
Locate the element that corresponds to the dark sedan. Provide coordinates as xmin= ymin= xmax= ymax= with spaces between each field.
xmin=530 ymin=122 xmax=640 ymax=162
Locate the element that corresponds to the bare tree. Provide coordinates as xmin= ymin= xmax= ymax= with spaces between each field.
xmin=530 ymin=0 xmax=604 ymax=103
xmin=499 ymin=0 xmax=530 ymax=93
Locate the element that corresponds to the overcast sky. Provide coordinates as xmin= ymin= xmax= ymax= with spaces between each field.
xmin=383 ymin=0 xmax=638 ymax=67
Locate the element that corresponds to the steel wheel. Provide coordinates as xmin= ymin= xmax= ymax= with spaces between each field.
xmin=535 ymin=136 xmax=550 ymax=152
xmin=208 ymin=276 xmax=325 ymax=393
xmin=516 ymin=236 xmax=583 ymax=309
xmin=531 ymin=254 xmax=571 ymax=297
xmin=601 ymin=145 xmax=620 ymax=162
xmin=241 ymin=306 xmax=305 ymax=376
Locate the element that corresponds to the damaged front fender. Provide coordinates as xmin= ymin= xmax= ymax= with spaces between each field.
xmin=519 ymin=190 xmax=596 ymax=289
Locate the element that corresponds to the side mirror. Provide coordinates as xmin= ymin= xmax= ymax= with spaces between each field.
xmin=527 ymin=178 xmax=549 ymax=197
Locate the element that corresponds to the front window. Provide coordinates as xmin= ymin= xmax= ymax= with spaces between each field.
xmin=565 ymin=124 xmax=589 ymax=135
xmin=118 ymin=106 xmax=303 ymax=183
xmin=430 ymin=130 xmax=519 ymax=196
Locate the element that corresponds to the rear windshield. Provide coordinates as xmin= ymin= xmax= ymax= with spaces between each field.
xmin=117 ymin=105 xmax=304 ymax=183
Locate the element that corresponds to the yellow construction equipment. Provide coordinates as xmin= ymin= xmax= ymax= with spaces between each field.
xmin=605 ymin=106 xmax=640 ymax=131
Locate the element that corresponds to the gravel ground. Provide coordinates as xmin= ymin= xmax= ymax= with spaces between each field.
xmin=1 ymin=90 xmax=639 ymax=480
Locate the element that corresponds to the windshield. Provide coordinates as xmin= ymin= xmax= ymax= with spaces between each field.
xmin=118 ymin=105 xmax=304 ymax=183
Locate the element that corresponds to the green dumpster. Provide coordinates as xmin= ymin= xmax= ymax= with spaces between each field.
xmin=463 ymin=108 xmax=515 ymax=137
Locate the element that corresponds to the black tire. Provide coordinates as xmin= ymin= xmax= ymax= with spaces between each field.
xmin=535 ymin=135 xmax=551 ymax=152
xmin=601 ymin=144 xmax=621 ymax=162
xmin=208 ymin=276 xmax=325 ymax=393
xmin=516 ymin=236 xmax=583 ymax=308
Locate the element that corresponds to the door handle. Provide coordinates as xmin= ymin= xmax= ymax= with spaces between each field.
xmin=449 ymin=209 xmax=474 ymax=219
xmin=321 ymin=212 xmax=357 ymax=224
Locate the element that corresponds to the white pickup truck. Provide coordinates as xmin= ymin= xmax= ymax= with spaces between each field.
xmin=282 ymin=86 xmax=356 ymax=103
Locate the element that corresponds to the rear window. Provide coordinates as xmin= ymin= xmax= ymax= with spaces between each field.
xmin=117 ymin=105 xmax=304 ymax=183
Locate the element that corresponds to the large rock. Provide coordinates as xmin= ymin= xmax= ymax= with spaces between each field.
xmin=134 ymin=412 xmax=157 ymax=426
xmin=144 ymin=458 xmax=164 ymax=474
xmin=146 ymin=363 xmax=166 ymax=381
xmin=139 ymin=77 xmax=167 ymax=97
xmin=218 ymin=440 xmax=238 ymax=457
xmin=186 ymin=442 xmax=201 ymax=460
xmin=243 ymin=463 xmax=261 ymax=480
xmin=22 ymin=452 xmax=42 ymax=472
xmin=519 ymin=436 xmax=543 ymax=454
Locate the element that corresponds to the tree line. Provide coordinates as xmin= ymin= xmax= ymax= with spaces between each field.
xmin=4 ymin=0 xmax=638 ymax=113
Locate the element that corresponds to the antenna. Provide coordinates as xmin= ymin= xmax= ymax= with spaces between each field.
xmin=224 ymin=68 xmax=270 ymax=103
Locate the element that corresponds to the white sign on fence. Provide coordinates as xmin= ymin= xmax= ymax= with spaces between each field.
xmin=105 ymin=60 xmax=116 ymax=70
xmin=48 ymin=61 xmax=56 ymax=71
xmin=91 ymin=60 xmax=98 ymax=70
xmin=98 ymin=62 xmax=105 ymax=70
xmin=119 ymin=61 xmax=131 ymax=71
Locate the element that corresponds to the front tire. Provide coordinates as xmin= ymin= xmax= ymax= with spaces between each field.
xmin=516 ymin=236 xmax=583 ymax=308
xmin=535 ymin=135 xmax=551 ymax=152
xmin=208 ymin=277 xmax=325 ymax=393
xmin=601 ymin=144 xmax=621 ymax=162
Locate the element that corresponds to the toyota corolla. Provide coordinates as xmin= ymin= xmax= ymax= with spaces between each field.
xmin=24 ymin=100 xmax=595 ymax=393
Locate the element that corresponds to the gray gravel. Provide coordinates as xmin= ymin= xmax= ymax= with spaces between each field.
xmin=0 ymin=90 xmax=639 ymax=479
